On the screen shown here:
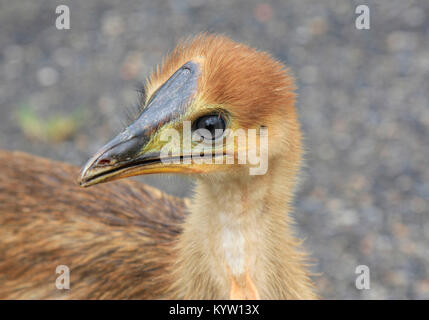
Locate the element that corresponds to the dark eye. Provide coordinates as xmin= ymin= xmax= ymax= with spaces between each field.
xmin=193 ymin=114 xmax=226 ymax=140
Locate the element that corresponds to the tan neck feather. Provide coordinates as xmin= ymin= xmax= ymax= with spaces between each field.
xmin=169 ymin=155 xmax=317 ymax=299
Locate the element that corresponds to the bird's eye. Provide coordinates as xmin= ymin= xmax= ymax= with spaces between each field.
xmin=193 ymin=114 xmax=226 ymax=141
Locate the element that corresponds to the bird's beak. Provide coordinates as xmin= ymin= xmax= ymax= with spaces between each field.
xmin=78 ymin=61 xmax=200 ymax=187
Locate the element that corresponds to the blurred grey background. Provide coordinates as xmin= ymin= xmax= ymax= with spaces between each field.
xmin=0 ymin=0 xmax=428 ymax=299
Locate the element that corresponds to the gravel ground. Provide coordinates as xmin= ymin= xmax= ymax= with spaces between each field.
xmin=0 ymin=0 xmax=428 ymax=299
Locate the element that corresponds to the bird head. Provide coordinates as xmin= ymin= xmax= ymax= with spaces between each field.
xmin=78 ymin=34 xmax=301 ymax=187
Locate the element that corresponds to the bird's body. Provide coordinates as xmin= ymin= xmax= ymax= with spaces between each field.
xmin=0 ymin=34 xmax=317 ymax=299
xmin=0 ymin=150 xmax=184 ymax=299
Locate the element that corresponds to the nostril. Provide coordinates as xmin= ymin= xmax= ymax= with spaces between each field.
xmin=97 ymin=158 xmax=111 ymax=166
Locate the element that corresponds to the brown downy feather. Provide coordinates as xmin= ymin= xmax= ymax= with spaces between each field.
xmin=0 ymin=151 xmax=183 ymax=299
xmin=146 ymin=34 xmax=296 ymax=130
xmin=0 ymin=34 xmax=317 ymax=299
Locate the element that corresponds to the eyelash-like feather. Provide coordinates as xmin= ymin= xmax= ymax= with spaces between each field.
xmin=121 ymin=83 xmax=148 ymax=128
xmin=136 ymin=83 xmax=147 ymax=108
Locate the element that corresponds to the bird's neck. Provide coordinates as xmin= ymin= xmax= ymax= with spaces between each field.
xmin=171 ymin=157 xmax=316 ymax=299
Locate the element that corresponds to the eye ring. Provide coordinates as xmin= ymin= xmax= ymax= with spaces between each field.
xmin=192 ymin=114 xmax=226 ymax=141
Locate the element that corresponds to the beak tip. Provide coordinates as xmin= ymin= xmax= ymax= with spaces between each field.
xmin=77 ymin=152 xmax=101 ymax=186
xmin=77 ymin=175 xmax=94 ymax=188
xmin=77 ymin=162 xmax=92 ymax=188
xmin=76 ymin=174 xmax=87 ymax=188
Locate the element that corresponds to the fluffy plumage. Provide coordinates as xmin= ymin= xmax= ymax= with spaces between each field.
xmin=146 ymin=34 xmax=296 ymax=129
xmin=0 ymin=151 xmax=184 ymax=299
xmin=0 ymin=34 xmax=316 ymax=299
